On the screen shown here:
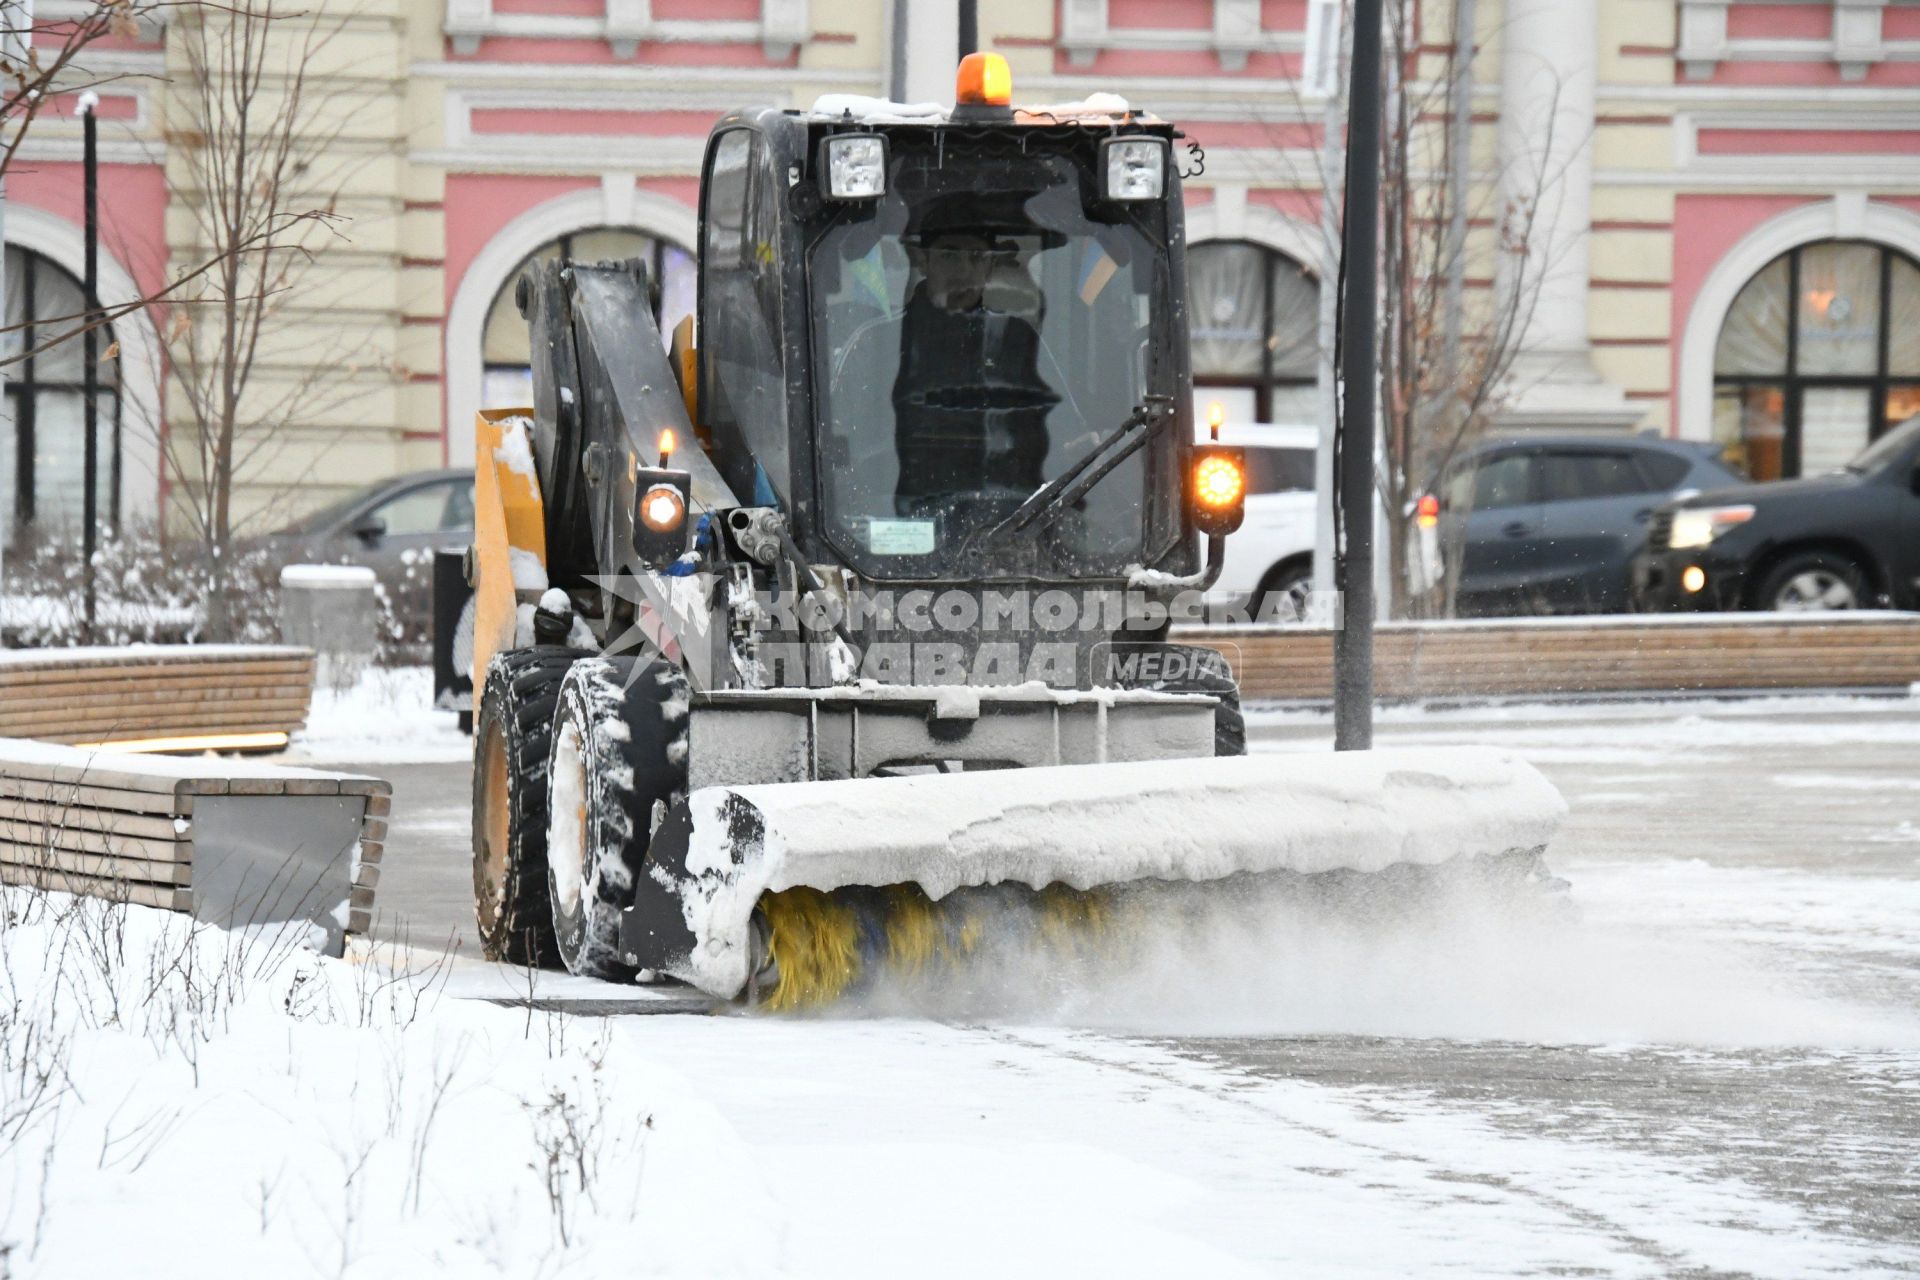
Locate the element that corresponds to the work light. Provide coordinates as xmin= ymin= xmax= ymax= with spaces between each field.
xmin=1102 ymin=137 xmax=1167 ymax=201
xmin=822 ymin=134 xmax=886 ymax=200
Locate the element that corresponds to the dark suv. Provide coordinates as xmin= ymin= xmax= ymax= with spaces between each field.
xmin=1434 ymin=435 xmax=1743 ymax=614
xmin=1632 ymin=416 xmax=1920 ymax=613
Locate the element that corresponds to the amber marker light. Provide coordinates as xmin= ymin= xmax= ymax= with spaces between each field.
xmin=1195 ymin=454 xmax=1245 ymax=509
xmin=1206 ymin=400 xmax=1225 ymax=441
xmin=641 ymin=483 xmax=687 ymax=534
xmin=1416 ymin=493 xmax=1440 ymax=529
xmin=1191 ymin=445 xmax=1247 ymax=536
xmin=658 ymin=428 xmax=676 ymax=468
xmin=956 ymin=52 xmax=1013 ymax=107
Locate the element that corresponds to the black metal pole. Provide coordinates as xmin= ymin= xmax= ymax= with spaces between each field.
xmin=81 ymin=96 xmax=99 ymax=644
xmin=958 ymin=0 xmax=977 ymax=60
xmin=1333 ymin=0 xmax=1382 ymax=751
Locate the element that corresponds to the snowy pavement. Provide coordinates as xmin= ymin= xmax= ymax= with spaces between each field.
xmin=255 ymin=678 xmax=1920 ymax=1274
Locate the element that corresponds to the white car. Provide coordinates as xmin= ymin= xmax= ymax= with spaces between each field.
xmin=1202 ymin=423 xmax=1318 ymax=621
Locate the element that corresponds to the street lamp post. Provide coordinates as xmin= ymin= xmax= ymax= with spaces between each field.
xmin=1332 ymin=0 xmax=1384 ymax=751
xmin=79 ymin=90 xmax=100 ymax=643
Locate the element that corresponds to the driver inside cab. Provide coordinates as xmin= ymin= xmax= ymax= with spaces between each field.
xmin=890 ymin=222 xmax=1058 ymax=519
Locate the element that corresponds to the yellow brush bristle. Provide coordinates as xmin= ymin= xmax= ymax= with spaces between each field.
xmin=755 ymin=881 xmax=1121 ymax=1012
xmin=757 ymin=886 xmax=864 ymax=1013
xmin=879 ymin=886 xmax=945 ymax=977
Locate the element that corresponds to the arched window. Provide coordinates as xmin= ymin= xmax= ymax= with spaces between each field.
xmin=1187 ymin=240 xmax=1320 ymax=426
xmin=1713 ymin=240 xmax=1920 ymax=481
xmin=480 ymin=227 xmax=696 ymax=409
xmin=2 ymin=246 xmax=119 ymax=540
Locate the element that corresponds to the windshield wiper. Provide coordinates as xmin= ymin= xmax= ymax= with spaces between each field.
xmin=972 ymin=395 xmax=1175 ymax=550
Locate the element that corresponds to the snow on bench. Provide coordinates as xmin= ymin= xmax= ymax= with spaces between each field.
xmin=0 ymin=738 xmax=389 ymax=949
xmin=0 ymin=644 xmax=316 ymax=749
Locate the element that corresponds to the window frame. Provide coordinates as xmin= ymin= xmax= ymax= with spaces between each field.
xmin=1188 ymin=239 xmax=1319 ymax=424
xmin=1712 ymin=241 xmax=1920 ymax=479
xmin=4 ymin=247 xmax=122 ymax=531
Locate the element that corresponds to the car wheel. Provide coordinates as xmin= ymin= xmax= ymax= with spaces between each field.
xmin=1755 ymin=551 xmax=1871 ymax=612
xmin=1253 ymin=562 xmax=1313 ymax=624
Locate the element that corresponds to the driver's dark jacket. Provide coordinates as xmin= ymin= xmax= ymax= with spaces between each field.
xmin=890 ymin=283 xmax=1056 ymax=515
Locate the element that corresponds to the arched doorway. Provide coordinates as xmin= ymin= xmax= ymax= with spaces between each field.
xmin=1187 ymin=240 xmax=1320 ymax=426
xmin=3 ymin=245 xmax=119 ymax=542
xmin=1712 ymin=240 xmax=1920 ymax=480
xmin=479 ymin=227 xmax=697 ymax=410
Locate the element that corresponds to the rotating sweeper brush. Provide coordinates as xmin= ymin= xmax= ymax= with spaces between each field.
xmin=618 ymin=748 xmax=1565 ymax=1008
xmin=457 ymin=53 xmax=1570 ymax=1011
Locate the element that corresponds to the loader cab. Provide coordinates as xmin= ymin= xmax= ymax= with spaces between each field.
xmin=696 ymin=96 xmax=1200 ymax=585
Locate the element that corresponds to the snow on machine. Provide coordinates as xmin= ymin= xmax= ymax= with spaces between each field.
xmin=465 ymin=54 xmax=1566 ymax=1009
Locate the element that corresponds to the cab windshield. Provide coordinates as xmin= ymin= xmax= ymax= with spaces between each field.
xmin=808 ymin=149 xmax=1170 ymax=577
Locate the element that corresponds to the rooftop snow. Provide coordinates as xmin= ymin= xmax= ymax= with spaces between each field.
xmin=805 ymin=92 xmax=1146 ymax=126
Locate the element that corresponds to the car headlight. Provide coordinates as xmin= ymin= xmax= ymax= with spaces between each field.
xmin=1668 ymin=505 xmax=1754 ymax=549
xmin=821 ymin=134 xmax=886 ymax=200
xmin=1102 ymin=137 xmax=1166 ymax=201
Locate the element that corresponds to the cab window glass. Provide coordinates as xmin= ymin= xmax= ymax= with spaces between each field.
xmin=701 ymin=129 xmax=788 ymax=496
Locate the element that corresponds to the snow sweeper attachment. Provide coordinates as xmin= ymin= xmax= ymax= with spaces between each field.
xmin=614 ymin=745 xmax=1567 ymax=1009
xmin=466 ymin=66 xmax=1571 ymax=1011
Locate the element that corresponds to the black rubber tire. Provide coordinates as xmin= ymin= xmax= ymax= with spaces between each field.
xmin=545 ymin=656 xmax=690 ymax=981
xmin=1252 ymin=560 xmax=1314 ymax=624
xmin=1114 ymin=641 xmax=1246 ymax=757
xmin=1753 ymin=550 xmax=1873 ymax=612
xmin=471 ymin=647 xmax=585 ymax=966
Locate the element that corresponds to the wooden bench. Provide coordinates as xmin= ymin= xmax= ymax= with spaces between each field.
xmin=0 ymin=645 xmax=316 ymax=749
xmin=1171 ymin=612 xmax=1920 ymax=704
xmin=0 ymin=738 xmax=388 ymax=946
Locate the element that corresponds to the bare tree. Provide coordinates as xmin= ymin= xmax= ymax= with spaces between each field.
xmin=0 ymin=3 xmax=325 ymax=373
xmin=1373 ymin=0 xmax=1560 ymax=617
xmin=1241 ymin=0 xmax=1565 ymax=618
xmin=157 ymin=0 xmax=382 ymax=639
xmin=0 ymin=1 xmax=143 ymax=184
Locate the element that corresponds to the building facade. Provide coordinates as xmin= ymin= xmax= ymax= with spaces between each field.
xmin=5 ymin=0 xmax=1918 ymax=541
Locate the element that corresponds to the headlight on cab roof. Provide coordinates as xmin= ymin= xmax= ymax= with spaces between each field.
xmin=821 ymin=134 xmax=886 ymax=200
xmin=1102 ymin=137 xmax=1166 ymax=201
xmin=1668 ymin=504 xmax=1755 ymax=549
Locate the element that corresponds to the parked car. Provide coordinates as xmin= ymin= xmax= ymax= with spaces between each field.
xmin=1632 ymin=415 xmax=1920 ymax=613
xmin=1203 ymin=423 xmax=1317 ymax=620
xmin=261 ymin=469 xmax=476 ymax=654
xmin=1432 ymin=435 xmax=1744 ymax=615
xmin=270 ymin=469 xmax=475 ymax=572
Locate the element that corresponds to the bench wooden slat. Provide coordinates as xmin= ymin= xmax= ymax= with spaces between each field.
xmin=0 ymin=845 xmax=193 ymax=885
xmin=0 ymin=775 xmax=194 ymax=816
xmin=0 ymin=798 xmax=186 ymax=841
xmin=0 ymin=862 xmax=192 ymax=910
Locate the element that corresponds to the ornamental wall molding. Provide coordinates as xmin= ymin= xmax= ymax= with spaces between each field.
xmin=1677 ymin=0 xmax=1910 ymax=82
xmin=444 ymin=0 xmax=809 ymax=60
xmin=1060 ymin=0 xmax=1304 ymax=72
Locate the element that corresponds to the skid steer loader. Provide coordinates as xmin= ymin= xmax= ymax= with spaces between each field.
xmin=468 ymin=54 xmax=1565 ymax=1009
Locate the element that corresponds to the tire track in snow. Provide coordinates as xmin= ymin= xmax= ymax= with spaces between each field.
xmin=979 ymin=1027 xmax=1879 ymax=1278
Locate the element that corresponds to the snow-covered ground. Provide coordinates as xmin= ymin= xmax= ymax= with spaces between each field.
xmin=291 ymin=665 xmax=469 ymax=764
xmin=0 ymin=890 xmax=779 ymax=1275
xmin=7 ymin=679 xmax=1918 ymax=1275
